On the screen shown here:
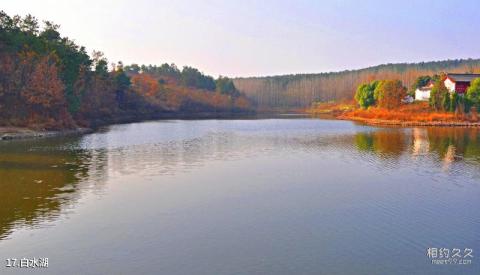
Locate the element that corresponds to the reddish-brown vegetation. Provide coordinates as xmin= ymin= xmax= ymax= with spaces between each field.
xmin=0 ymin=51 xmax=75 ymax=129
xmin=130 ymin=73 xmax=253 ymax=113
xmin=308 ymin=100 xmax=480 ymax=126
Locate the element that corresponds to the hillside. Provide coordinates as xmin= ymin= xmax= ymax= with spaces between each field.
xmin=234 ymin=59 xmax=480 ymax=110
xmin=0 ymin=11 xmax=252 ymax=130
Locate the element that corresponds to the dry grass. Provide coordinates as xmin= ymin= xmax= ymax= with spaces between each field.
xmin=341 ymin=102 xmax=480 ymax=123
xmin=307 ymin=100 xmax=356 ymax=115
xmin=306 ymin=101 xmax=480 ymax=126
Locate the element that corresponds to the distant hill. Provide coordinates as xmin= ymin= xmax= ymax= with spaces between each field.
xmin=233 ymin=59 xmax=480 ymax=110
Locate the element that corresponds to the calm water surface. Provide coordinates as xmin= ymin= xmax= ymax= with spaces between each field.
xmin=0 ymin=118 xmax=479 ymax=274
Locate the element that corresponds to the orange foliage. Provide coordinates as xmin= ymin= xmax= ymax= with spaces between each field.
xmin=21 ymin=54 xmax=65 ymax=108
xmin=130 ymin=72 xmax=252 ymax=113
xmin=233 ymin=96 xmax=250 ymax=110
xmin=131 ymin=74 xmax=159 ymax=97
xmin=374 ymin=80 xmax=406 ymax=109
xmin=0 ymin=51 xmax=75 ymax=129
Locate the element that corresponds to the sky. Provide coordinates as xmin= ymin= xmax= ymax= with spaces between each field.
xmin=2 ymin=0 xmax=480 ymax=77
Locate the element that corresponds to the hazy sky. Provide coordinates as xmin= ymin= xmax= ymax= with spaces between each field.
xmin=3 ymin=0 xmax=480 ymax=77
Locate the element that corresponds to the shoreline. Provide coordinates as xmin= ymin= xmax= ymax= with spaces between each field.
xmin=4 ymin=110 xmax=479 ymax=142
xmin=307 ymin=101 xmax=480 ymax=128
xmin=0 ymin=112 xmax=257 ymax=141
xmin=336 ymin=115 xmax=480 ymax=127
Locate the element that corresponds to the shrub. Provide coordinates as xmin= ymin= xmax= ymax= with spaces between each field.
xmin=373 ymin=80 xmax=406 ymax=109
xmin=430 ymin=78 xmax=449 ymax=111
xmin=450 ymin=93 xmax=458 ymax=113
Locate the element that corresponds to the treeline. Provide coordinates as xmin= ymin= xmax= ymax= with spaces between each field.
xmin=234 ymin=59 xmax=480 ymax=110
xmin=124 ymin=63 xmax=241 ymax=97
xmin=0 ymin=11 xmax=252 ymax=129
xmin=125 ymin=64 xmax=217 ymax=91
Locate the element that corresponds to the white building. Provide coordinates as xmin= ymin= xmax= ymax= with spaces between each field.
xmin=414 ymin=82 xmax=434 ymax=101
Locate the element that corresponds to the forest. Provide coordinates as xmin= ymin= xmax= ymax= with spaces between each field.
xmin=234 ymin=59 xmax=480 ymax=110
xmin=0 ymin=11 xmax=252 ymax=130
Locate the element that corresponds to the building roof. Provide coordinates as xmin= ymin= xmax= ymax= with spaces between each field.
xmin=416 ymin=81 xmax=434 ymax=91
xmin=446 ymin=73 xmax=480 ymax=83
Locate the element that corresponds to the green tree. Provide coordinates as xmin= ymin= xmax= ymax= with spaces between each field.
xmin=181 ymin=66 xmax=215 ymax=91
xmin=124 ymin=63 xmax=140 ymax=74
xmin=466 ymin=78 xmax=480 ymax=112
xmin=113 ymin=62 xmax=131 ymax=91
xmin=20 ymin=14 xmax=38 ymax=35
xmin=450 ymin=93 xmax=458 ymax=113
xmin=39 ymin=21 xmax=60 ymax=41
xmin=216 ymin=76 xmax=240 ymax=97
xmin=442 ymin=90 xmax=451 ymax=111
xmin=92 ymin=51 xmax=108 ymax=77
xmin=354 ymin=81 xmax=378 ymax=109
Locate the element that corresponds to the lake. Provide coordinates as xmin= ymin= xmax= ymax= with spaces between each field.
xmin=0 ymin=118 xmax=479 ymax=274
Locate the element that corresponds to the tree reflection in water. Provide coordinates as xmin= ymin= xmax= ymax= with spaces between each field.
xmin=354 ymin=129 xmax=408 ymax=158
xmin=0 ymin=137 xmax=102 ymax=240
xmin=355 ymin=127 xmax=480 ymax=165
